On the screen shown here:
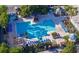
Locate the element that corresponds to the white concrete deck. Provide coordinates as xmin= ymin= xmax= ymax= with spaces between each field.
xmin=71 ymin=15 xmax=79 ymax=31
xmin=55 ymin=24 xmax=69 ymax=36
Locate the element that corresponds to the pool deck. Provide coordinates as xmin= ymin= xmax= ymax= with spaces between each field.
xmin=8 ymin=12 xmax=69 ymax=46
xmin=56 ymin=24 xmax=69 ymax=36
xmin=71 ymin=15 xmax=79 ymax=31
xmin=8 ymin=22 xmax=16 ymax=46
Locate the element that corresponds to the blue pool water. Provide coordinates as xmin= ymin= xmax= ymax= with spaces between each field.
xmin=16 ymin=19 xmax=56 ymax=39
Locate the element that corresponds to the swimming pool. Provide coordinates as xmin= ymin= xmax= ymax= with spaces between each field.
xmin=16 ymin=19 xmax=56 ymax=39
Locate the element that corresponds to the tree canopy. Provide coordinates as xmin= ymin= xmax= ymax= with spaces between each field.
xmin=0 ymin=5 xmax=8 ymax=28
xmin=9 ymin=47 xmax=23 ymax=53
xmin=19 ymin=5 xmax=31 ymax=17
xmin=0 ymin=5 xmax=7 ymax=15
xmin=0 ymin=43 xmax=9 ymax=53
xmin=62 ymin=41 xmax=76 ymax=53
xmin=64 ymin=5 xmax=77 ymax=16
xmin=19 ymin=5 xmax=49 ymax=17
xmin=0 ymin=12 xmax=9 ymax=28
xmin=30 ymin=5 xmax=49 ymax=15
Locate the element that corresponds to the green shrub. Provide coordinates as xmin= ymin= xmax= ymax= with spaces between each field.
xmin=9 ymin=47 xmax=23 ymax=53
xmin=62 ymin=41 xmax=76 ymax=53
xmin=63 ymin=35 xmax=69 ymax=41
xmin=0 ymin=43 xmax=9 ymax=53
